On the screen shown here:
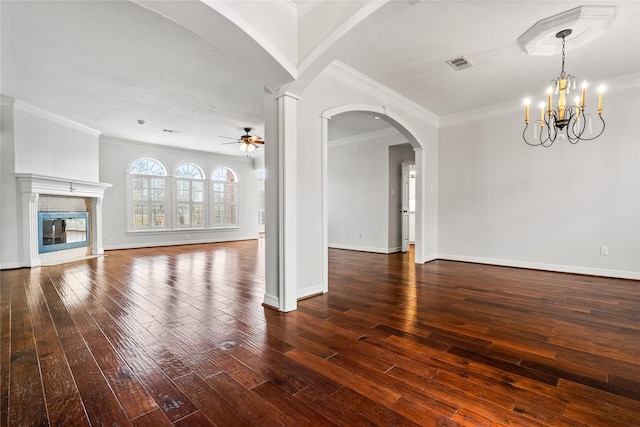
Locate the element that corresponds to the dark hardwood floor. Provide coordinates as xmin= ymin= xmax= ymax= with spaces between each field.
xmin=1 ymin=239 xmax=639 ymax=426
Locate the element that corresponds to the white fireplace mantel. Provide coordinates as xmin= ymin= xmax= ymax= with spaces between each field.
xmin=15 ymin=173 xmax=112 ymax=267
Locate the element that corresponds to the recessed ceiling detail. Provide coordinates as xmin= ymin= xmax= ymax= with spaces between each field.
xmin=518 ymin=5 xmax=616 ymax=56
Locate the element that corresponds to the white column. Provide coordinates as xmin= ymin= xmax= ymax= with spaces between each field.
xmin=25 ymin=192 xmax=40 ymax=267
xmin=263 ymin=89 xmax=300 ymax=312
xmin=92 ymin=196 xmax=104 ymax=255
xmin=414 ymin=147 xmax=427 ymax=264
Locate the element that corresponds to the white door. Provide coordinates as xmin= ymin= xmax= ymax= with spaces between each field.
xmin=401 ymin=161 xmax=414 ymax=252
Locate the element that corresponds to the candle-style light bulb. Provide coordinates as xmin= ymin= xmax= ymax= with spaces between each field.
xmin=598 ymin=85 xmax=605 ymax=114
xmin=581 ymin=81 xmax=587 ymax=110
xmin=539 ymin=102 xmax=545 ymax=125
xmin=547 ymin=86 xmax=553 ymax=114
xmin=524 ymin=98 xmax=530 ymax=124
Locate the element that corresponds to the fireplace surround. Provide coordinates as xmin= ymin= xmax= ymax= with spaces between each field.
xmin=16 ymin=174 xmax=111 ymax=266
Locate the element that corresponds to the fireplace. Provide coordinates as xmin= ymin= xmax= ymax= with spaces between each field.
xmin=38 ymin=211 xmax=89 ymax=253
xmin=16 ymin=174 xmax=111 ymax=267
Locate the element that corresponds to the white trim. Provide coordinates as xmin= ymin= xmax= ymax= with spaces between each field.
xmin=438 ymin=254 xmax=640 ymax=281
xmin=328 ymin=127 xmax=403 ymax=147
xmin=262 ymin=293 xmax=280 ymax=310
xmin=1 ymin=261 xmax=26 ymax=270
xmin=104 ymin=235 xmax=258 ymax=251
xmin=296 ymin=0 xmax=322 ymax=18
xmin=13 ymin=99 xmax=101 ymax=137
xmin=440 ymin=72 xmax=640 ymax=127
xmin=298 ymin=284 xmax=324 ymax=300
xmin=267 ymin=0 xmax=297 ymax=18
xmin=329 ymin=243 xmax=401 ymax=254
xmin=325 ymin=61 xmax=440 ymax=127
xmin=1 ymin=95 xmax=15 ymax=108
xmin=101 ymin=136 xmax=254 ymax=163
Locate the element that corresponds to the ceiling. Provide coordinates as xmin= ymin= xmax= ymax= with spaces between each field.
xmin=2 ymin=1 xmax=638 ymax=157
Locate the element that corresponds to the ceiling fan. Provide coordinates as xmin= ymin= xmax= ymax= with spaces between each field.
xmin=220 ymin=127 xmax=265 ymax=153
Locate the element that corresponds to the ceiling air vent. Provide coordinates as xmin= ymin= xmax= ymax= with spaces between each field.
xmin=162 ymin=128 xmax=180 ymax=134
xmin=446 ymin=56 xmax=473 ymax=71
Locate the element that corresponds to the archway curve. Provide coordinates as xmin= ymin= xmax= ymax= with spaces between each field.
xmin=320 ymin=103 xmax=427 ymax=294
xmin=321 ymin=104 xmax=424 ymax=151
xmin=131 ymin=0 xmax=295 ymax=92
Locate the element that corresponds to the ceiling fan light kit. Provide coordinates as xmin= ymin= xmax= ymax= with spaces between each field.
xmin=220 ymin=127 xmax=265 ymax=153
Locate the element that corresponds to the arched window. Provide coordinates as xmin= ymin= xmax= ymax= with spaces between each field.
xmin=211 ymin=167 xmax=238 ymax=227
xmin=129 ymin=157 xmax=167 ymax=229
xmin=175 ymin=162 xmax=205 ymax=227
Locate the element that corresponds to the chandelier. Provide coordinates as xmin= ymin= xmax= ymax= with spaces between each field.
xmin=523 ymin=29 xmax=605 ymax=147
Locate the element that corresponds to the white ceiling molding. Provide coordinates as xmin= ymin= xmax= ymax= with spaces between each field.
xmin=14 ymin=99 xmax=101 ymax=137
xmin=328 ymin=127 xmax=403 ymax=147
xmin=100 ymin=136 xmax=254 ymax=163
xmin=518 ymin=5 xmax=616 ymax=56
xmin=295 ymin=1 xmax=323 ymax=18
xmin=267 ymin=0 xmax=297 ymax=19
xmin=439 ymin=72 xmax=640 ymax=128
xmin=326 ymin=61 xmax=439 ymax=127
xmin=1 ymin=95 xmax=15 ymax=108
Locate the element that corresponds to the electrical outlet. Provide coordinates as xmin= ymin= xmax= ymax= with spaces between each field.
xmin=185 ymin=234 xmax=190 ymax=240
xmin=357 ymin=233 xmax=362 ymax=239
xmin=108 ymin=237 xmax=113 ymax=244
xmin=600 ymin=246 xmax=609 ymax=256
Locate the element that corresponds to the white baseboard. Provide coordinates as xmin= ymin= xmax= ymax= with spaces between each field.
xmin=262 ymin=293 xmax=280 ymax=310
xmin=328 ymin=243 xmax=401 ymax=254
xmin=298 ymin=283 xmax=324 ymax=300
xmin=104 ymin=235 xmax=258 ymax=251
xmin=438 ymin=254 xmax=640 ymax=280
xmin=1 ymin=261 xmax=26 ymax=270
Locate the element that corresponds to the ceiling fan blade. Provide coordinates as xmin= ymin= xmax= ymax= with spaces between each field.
xmin=219 ymin=136 xmax=239 ymax=140
xmin=221 ymin=141 xmax=239 ymax=145
xmin=253 ymin=140 xmax=265 ymax=145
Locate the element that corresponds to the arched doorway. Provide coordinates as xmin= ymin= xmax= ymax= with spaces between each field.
xmin=320 ymin=104 xmax=428 ymax=294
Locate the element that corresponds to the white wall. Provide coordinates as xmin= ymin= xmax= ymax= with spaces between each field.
xmin=100 ymin=137 xmax=258 ymax=250
xmin=0 ymin=99 xmax=19 ymax=268
xmin=1 ymin=98 xmax=102 ymax=268
xmin=328 ymin=136 xmax=411 ymax=253
xmin=438 ymin=87 xmax=640 ymax=279
xmin=13 ymin=101 xmax=100 ymax=182
xmin=295 ymin=62 xmax=439 ymax=299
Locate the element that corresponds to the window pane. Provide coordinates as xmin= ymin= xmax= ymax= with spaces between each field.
xmin=151 ymin=178 xmax=165 ymax=200
xmin=192 ymin=205 xmax=203 ymax=226
xmin=225 ymin=191 xmax=235 ymax=204
xmin=132 ymin=177 xmax=148 ymax=201
xmin=177 ymin=204 xmax=190 ymax=226
xmin=225 ymin=205 xmax=236 ymax=225
xmin=131 ymin=157 xmax=165 ymax=175
xmin=151 ymin=204 xmax=165 ymax=226
xmin=133 ymin=204 xmax=148 ymax=228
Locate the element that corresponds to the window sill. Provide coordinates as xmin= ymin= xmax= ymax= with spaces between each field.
xmin=127 ymin=227 xmax=240 ymax=236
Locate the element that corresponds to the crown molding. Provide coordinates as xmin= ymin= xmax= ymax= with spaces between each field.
xmin=296 ymin=1 xmax=323 ymax=18
xmin=267 ymin=0 xmax=297 ymax=19
xmin=440 ymin=72 xmax=639 ymax=127
xmin=1 ymin=95 xmax=16 ymax=108
xmin=100 ymin=135 xmax=254 ymax=164
xmin=326 ymin=61 xmax=439 ymax=127
xmin=13 ymin=99 xmax=101 ymax=137
xmin=328 ymin=127 xmax=404 ymax=147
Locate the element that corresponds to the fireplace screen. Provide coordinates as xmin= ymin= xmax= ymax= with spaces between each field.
xmin=38 ymin=212 xmax=89 ymax=253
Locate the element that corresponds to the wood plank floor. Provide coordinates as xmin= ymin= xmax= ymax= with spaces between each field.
xmin=1 ymin=239 xmax=639 ymax=426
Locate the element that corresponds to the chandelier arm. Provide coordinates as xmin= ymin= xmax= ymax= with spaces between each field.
xmin=522 ymin=124 xmax=543 ymax=146
xmin=573 ymin=114 xmax=606 ymax=142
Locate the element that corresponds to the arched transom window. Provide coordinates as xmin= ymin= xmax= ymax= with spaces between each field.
xmin=175 ymin=162 xmax=205 ymax=227
xmin=129 ymin=157 xmax=167 ymax=229
xmin=211 ymin=167 xmax=238 ymax=227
